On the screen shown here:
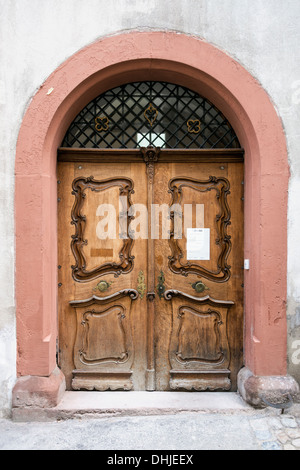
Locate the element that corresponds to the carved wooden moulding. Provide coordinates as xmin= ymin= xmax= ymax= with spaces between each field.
xmin=168 ymin=176 xmax=232 ymax=282
xmin=164 ymin=290 xmax=234 ymax=391
xmin=71 ymin=176 xmax=135 ymax=282
xmin=70 ymin=289 xmax=138 ymax=391
xmin=140 ymin=146 xmax=160 ymax=183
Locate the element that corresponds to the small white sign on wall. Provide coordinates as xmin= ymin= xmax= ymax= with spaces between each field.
xmin=186 ymin=228 xmax=210 ymax=261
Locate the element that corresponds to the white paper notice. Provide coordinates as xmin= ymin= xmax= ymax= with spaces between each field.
xmin=186 ymin=228 xmax=210 ymax=261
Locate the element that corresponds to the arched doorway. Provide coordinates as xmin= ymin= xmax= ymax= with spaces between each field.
xmin=57 ymin=81 xmax=244 ymax=391
xmin=13 ymin=31 xmax=298 ymax=410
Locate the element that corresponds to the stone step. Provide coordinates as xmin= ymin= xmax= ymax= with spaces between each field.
xmin=12 ymin=391 xmax=255 ymax=422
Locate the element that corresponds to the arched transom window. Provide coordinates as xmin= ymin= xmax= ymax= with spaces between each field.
xmin=62 ymin=81 xmax=240 ymax=149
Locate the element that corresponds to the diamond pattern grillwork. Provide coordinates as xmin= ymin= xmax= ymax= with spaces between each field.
xmin=62 ymin=82 xmax=240 ymax=149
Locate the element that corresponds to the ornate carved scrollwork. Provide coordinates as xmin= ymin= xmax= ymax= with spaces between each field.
xmin=168 ymin=176 xmax=232 ymax=282
xmin=175 ymin=306 xmax=225 ymax=365
xmin=71 ymin=176 xmax=135 ymax=282
xmin=69 ymin=289 xmax=139 ymax=308
xmin=163 ymin=289 xmax=234 ymax=307
xmin=164 ymin=290 xmax=234 ymax=391
xmin=70 ymin=289 xmax=138 ymax=391
xmin=79 ymin=306 xmax=129 ymax=366
xmin=140 ymin=146 xmax=160 ymax=184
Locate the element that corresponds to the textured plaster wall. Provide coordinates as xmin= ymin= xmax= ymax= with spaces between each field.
xmin=0 ymin=0 xmax=300 ymax=414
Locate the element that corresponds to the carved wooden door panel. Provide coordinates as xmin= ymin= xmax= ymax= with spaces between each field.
xmin=57 ymin=150 xmax=244 ymax=391
xmin=153 ymin=160 xmax=244 ymax=391
xmin=57 ymin=161 xmax=148 ymax=391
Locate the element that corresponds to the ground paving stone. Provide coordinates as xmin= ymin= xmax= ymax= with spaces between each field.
xmin=292 ymin=438 xmax=300 ymax=448
xmin=284 ymin=444 xmax=297 ymax=450
xmin=281 ymin=416 xmax=298 ymax=428
xmin=261 ymin=441 xmax=282 ymax=450
xmin=252 ymin=409 xmax=300 ymax=450
xmin=286 ymin=428 xmax=300 ymax=438
xmin=276 ymin=432 xmax=290 ymax=444
xmin=1 ymin=404 xmax=300 ymax=451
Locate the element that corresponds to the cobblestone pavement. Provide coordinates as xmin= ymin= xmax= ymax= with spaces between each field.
xmin=1 ymin=407 xmax=300 ymax=450
xmin=249 ymin=413 xmax=300 ymax=450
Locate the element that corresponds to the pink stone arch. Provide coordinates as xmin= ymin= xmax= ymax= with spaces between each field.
xmin=15 ymin=31 xmax=290 ymax=392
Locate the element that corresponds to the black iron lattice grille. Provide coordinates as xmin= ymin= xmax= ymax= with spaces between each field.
xmin=62 ymin=82 xmax=240 ymax=149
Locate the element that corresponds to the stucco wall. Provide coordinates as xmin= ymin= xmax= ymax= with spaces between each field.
xmin=1 ymin=0 xmax=300 ymax=415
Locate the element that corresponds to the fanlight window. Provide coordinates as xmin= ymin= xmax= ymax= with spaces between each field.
xmin=62 ymin=82 xmax=240 ymax=149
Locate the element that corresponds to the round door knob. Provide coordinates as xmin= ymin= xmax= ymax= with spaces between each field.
xmin=191 ymin=281 xmax=209 ymax=294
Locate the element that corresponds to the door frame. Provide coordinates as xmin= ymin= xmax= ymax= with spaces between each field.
xmin=57 ymin=148 xmax=245 ymax=392
xmin=13 ymin=31 xmax=295 ymax=408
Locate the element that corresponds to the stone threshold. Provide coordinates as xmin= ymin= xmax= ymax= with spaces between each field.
xmin=12 ymin=391 xmax=257 ymax=422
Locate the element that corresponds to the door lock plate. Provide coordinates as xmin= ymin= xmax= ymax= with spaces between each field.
xmin=146 ymin=292 xmax=156 ymax=302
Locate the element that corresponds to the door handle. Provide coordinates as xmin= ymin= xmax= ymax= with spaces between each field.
xmin=146 ymin=292 xmax=156 ymax=302
xmin=191 ymin=281 xmax=209 ymax=294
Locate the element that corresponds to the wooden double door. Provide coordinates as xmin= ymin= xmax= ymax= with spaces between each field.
xmin=58 ymin=148 xmax=244 ymax=391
